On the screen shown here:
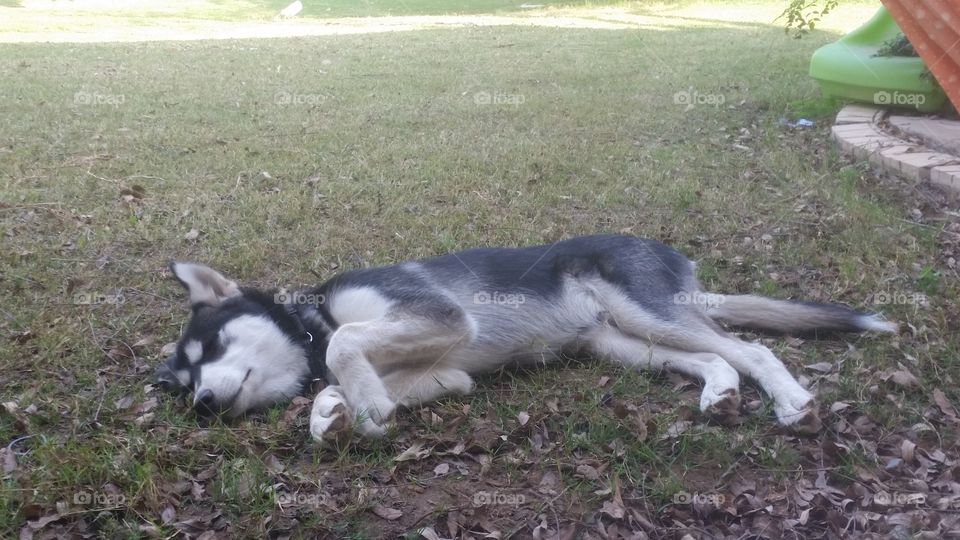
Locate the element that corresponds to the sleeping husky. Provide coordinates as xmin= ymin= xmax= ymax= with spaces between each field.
xmin=155 ymin=234 xmax=896 ymax=442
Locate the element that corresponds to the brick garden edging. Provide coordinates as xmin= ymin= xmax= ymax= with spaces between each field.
xmin=831 ymin=104 xmax=960 ymax=193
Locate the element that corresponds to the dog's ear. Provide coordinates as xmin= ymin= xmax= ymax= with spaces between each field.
xmin=170 ymin=262 xmax=241 ymax=307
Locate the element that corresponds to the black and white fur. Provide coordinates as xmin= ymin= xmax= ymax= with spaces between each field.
xmin=156 ymin=234 xmax=896 ymax=441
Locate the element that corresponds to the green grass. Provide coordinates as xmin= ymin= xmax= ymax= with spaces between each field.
xmin=2 ymin=0 xmax=610 ymax=21
xmin=2 ymin=0 xmax=958 ymax=538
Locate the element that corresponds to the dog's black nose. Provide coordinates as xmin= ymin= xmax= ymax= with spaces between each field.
xmin=194 ymin=389 xmax=216 ymax=416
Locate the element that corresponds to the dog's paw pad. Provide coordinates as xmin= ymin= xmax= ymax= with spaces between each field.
xmin=790 ymin=404 xmax=822 ymax=434
xmin=775 ymin=398 xmax=821 ymax=434
xmin=310 ymin=392 xmax=353 ymax=445
xmin=702 ymin=388 xmax=741 ymax=425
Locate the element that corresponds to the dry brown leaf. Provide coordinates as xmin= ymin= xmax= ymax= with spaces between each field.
xmin=132 ymin=336 xmax=154 ymax=348
xmin=885 ymin=367 xmax=919 ymax=387
xmin=538 ymin=470 xmax=561 ymax=495
xmin=419 ymin=527 xmax=445 ymax=540
xmin=113 ymin=396 xmax=135 ymax=410
xmin=476 ymin=454 xmax=492 ymax=476
xmin=600 ymin=497 xmax=625 ymax=520
xmin=159 ymin=342 xmax=177 ymax=357
xmin=265 ymin=454 xmax=284 ymax=474
xmin=661 ymin=420 xmax=692 ymax=439
xmin=599 ymin=477 xmax=626 ymax=520
xmin=194 ymin=460 xmax=219 ymax=481
xmin=135 ymin=397 xmax=158 ymax=414
xmin=933 ymin=389 xmax=959 ymax=421
xmin=446 ymin=510 xmax=463 ymax=538
xmin=137 ymin=524 xmax=160 ymax=537
xmin=160 ymin=506 xmax=176 ymax=524
xmin=282 ymin=396 xmax=312 ymax=423
xmin=576 ymin=464 xmax=601 ymax=481
xmin=433 ymin=463 xmax=450 ymax=476
xmin=805 ymin=362 xmax=833 ymax=373
xmin=545 ymin=398 xmax=559 ymax=413
xmin=830 ymin=402 xmax=851 ymax=413
xmin=901 ymin=439 xmax=916 ymax=462
xmin=517 ymin=411 xmax=530 ymax=426
xmin=372 ymin=504 xmax=402 ymax=520
xmin=1 ymin=447 xmax=17 ymax=474
xmin=25 ymin=513 xmax=63 ymax=532
xmin=183 ymin=228 xmax=200 ymax=241
xmin=394 ymin=441 xmax=431 ymax=462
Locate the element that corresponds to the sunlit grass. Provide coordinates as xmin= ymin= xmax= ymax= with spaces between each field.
xmin=2 ymin=0 xmax=953 ymax=537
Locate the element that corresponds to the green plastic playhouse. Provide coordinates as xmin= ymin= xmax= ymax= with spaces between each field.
xmin=809 ymin=7 xmax=946 ymax=112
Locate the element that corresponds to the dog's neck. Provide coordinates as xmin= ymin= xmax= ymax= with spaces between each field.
xmin=283 ymin=298 xmax=336 ymax=381
xmin=240 ymin=287 xmax=336 ymax=383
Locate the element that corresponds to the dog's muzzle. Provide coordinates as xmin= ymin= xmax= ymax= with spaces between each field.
xmin=192 ymin=389 xmax=218 ymax=417
xmin=153 ymin=360 xmax=187 ymax=393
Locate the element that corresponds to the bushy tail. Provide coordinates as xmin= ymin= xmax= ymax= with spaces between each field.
xmin=704 ymin=294 xmax=898 ymax=334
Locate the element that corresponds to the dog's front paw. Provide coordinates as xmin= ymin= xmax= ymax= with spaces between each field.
xmin=359 ymin=395 xmax=396 ymax=427
xmin=310 ymin=386 xmax=353 ymax=445
xmin=775 ymin=394 xmax=821 ymax=434
xmin=353 ymin=398 xmax=394 ymax=439
xmin=701 ymin=387 xmax=741 ymax=425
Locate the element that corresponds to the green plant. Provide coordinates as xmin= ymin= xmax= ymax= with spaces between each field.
xmin=875 ymin=33 xmax=917 ymax=57
xmin=778 ymin=0 xmax=840 ymax=37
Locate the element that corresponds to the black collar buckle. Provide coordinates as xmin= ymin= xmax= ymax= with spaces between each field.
xmin=283 ymin=301 xmax=314 ymax=344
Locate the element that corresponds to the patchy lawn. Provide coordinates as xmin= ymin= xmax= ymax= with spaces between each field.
xmin=2 ymin=0 xmax=959 ymax=538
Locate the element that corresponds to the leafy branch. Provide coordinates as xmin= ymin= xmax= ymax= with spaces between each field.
xmin=777 ymin=0 xmax=840 ymax=38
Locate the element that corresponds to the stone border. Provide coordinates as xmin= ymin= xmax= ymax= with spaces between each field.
xmin=831 ymin=104 xmax=960 ymax=193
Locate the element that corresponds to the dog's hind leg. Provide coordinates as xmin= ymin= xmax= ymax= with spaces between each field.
xmin=616 ymin=316 xmax=817 ymax=430
xmin=592 ymin=288 xmax=819 ymax=431
xmin=587 ymin=326 xmax=741 ymax=421
xmin=691 ymin=334 xmax=819 ymax=431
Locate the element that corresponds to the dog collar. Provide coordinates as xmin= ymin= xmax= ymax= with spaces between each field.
xmin=284 ymin=302 xmax=315 ymax=344
xmin=282 ymin=300 xmax=334 ymax=381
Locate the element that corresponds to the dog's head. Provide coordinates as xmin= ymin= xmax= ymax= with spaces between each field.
xmin=155 ymin=263 xmax=317 ymax=418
